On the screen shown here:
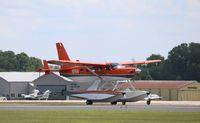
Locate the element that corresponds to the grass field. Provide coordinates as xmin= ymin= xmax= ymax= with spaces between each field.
xmin=0 ymin=110 xmax=199 ymax=123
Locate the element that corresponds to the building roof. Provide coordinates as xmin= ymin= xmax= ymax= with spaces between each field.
xmin=0 ymin=72 xmax=44 ymax=82
xmin=132 ymin=80 xmax=196 ymax=89
xmin=33 ymin=72 xmax=72 ymax=82
xmin=0 ymin=72 xmax=72 ymax=83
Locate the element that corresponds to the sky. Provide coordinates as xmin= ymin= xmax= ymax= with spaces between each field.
xmin=0 ymin=0 xmax=200 ymax=62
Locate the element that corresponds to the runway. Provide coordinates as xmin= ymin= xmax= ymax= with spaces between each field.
xmin=0 ymin=101 xmax=199 ymax=112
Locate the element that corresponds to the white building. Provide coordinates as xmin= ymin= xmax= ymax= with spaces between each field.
xmin=0 ymin=72 xmax=42 ymax=100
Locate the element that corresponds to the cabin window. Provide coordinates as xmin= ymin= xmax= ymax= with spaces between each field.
xmin=72 ymin=69 xmax=79 ymax=74
xmin=111 ymin=63 xmax=119 ymax=68
xmin=80 ymin=69 xmax=84 ymax=72
xmin=111 ymin=63 xmax=125 ymax=68
xmin=105 ymin=66 xmax=111 ymax=70
xmin=97 ymin=67 xmax=102 ymax=71
xmin=91 ymin=67 xmax=96 ymax=71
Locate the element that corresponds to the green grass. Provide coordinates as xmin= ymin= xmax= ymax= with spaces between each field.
xmin=0 ymin=111 xmax=199 ymax=123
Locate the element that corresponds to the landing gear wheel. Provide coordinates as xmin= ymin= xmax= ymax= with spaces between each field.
xmin=122 ymin=101 xmax=126 ymax=105
xmin=86 ymin=100 xmax=93 ymax=105
xmin=147 ymin=99 xmax=151 ymax=105
xmin=111 ymin=101 xmax=117 ymax=105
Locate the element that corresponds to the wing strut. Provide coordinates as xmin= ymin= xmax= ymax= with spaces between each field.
xmin=84 ymin=66 xmax=103 ymax=81
xmin=84 ymin=66 xmax=107 ymax=90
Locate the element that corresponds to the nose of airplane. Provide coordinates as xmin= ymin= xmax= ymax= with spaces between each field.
xmin=135 ymin=68 xmax=141 ymax=73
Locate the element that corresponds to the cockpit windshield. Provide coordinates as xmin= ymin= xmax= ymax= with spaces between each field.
xmin=111 ymin=63 xmax=125 ymax=68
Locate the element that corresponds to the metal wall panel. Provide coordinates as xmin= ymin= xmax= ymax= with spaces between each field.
xmin=161 ymin=89 xmax=170 ymax=100
xmin=178 ymin=90 xmax=200 ymax=101
xmin=170 ymin=89 xmax=178 ymax=101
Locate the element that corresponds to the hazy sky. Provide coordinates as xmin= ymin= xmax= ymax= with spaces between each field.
xmin=0 ymin=0 xmax=200 ymax=62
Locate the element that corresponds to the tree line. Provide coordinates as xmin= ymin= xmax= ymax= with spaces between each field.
xmin=136 ymin=42 xmax=200 ymax=82
xmin=0 ymin=51 xmax=42 ymax=72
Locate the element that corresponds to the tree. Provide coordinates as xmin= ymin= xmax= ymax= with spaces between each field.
xmin=0 ymin=50 xmax=42 ymax=72
xmin=27 ymin=57 xmax=43 ymax=71
xmin=135 ymin=54 xmax=165 ymax=80
xmin=168 ymin=43 xmax=189 ymax=79
xmin=146 ymin=54 xmax=165 ymax=80
xmin=135 ymin=42 xmax=200 ymax=82
xmin=167 ymin=42 xmax=200 ymax=81
xmin=187 ymin=43 xmax=200 ymax=81
xmin=16 ymin=52 xmax=29 ymax=71
xmin=0 ymin=51 xmax=17 ymax=71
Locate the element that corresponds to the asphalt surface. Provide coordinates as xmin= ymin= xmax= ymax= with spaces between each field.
xmin=0 ymin=101 xmax=200 ymax=112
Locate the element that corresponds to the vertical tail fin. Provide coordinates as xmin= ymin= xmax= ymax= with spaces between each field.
xmin=36 ymin=60 xmax=50 ymax=74
xmin=56 ymin=42 xmax=71 ymax=60
xmin=42 ymin=90 xmax=51 ymax=99
xmin=33 ymin=89 xmax=39 ymax=97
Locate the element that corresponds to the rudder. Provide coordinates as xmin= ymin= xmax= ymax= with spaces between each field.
xmin=56 ymin=42 xmax=71 ymax=60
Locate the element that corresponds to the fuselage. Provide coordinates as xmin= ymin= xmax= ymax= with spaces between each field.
xmin=59 ymin=63 xmax=137 ymax=82
xmin=67 ymin=89 xmax=147 ymax=103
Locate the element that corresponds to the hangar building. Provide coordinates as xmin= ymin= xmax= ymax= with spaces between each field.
xmin=133 ymin=80 xmax=200 ymax=101
xmin=0 ymin=72 xmax=43 ymax=100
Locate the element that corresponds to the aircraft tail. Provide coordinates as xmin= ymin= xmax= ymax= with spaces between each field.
xmin=56 ymin=42 xmax=71 ymax=60
xmin=33 ymin=89 xmax=40 ymax=97
xmin=42 ymin=90 xmax=51 ymax=100
xmin=36 ymin=60 xmax=51 ymax=74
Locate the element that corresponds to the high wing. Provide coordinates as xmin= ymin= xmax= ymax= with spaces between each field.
xmin=121 ymin=59 xmax=161 ymax=66
xmin=47 ymin=60 xmax=109 ymax=67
